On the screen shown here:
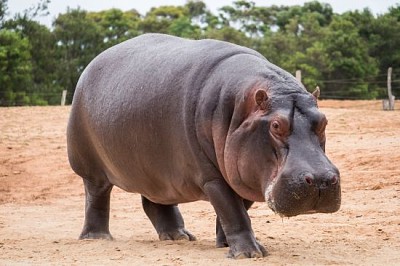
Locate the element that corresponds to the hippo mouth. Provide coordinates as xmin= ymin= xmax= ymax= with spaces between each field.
xmin=265 ymin=173 xmax=341 ymax=217
xmin=264 ymin=161 xmax=282 ymax=214
xmin=264 ymin=169 xmax=341 ymax=217
xmin=264 ymin=156 xmax=286 ymax=216
xmin=264 ymin=173 xmax=283 ymax=216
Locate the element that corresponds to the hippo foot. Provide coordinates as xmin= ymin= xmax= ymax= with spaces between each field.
xmin=227 ymin=241 xmax=268 ymax=259
xmin=159 ymin=228 xmax=196 ymax=241
xmin=79 ymin=232 xmax=114 ymax=240
xmin=216 ymin=236 xmax=228 ymax=248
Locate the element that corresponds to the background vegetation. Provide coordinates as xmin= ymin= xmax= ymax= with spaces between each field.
xmin=1 ymin=0 xmax=400 ymax=106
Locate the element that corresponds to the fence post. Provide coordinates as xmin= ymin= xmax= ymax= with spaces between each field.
xmin=295 ymin=70 xmax=301 ymax=83
xmin=61 ymin=90 xmax=67 ymax=106
xmin=387 ymin=67 xmax=395 ymax=110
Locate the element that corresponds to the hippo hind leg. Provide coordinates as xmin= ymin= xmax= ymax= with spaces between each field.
xmin=141 ymin=196 xmax=196 ymax=241
xmin=79 ymin=177 xmax=114 ymax=240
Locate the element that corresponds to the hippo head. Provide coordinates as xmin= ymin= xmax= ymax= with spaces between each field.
xmin=222 ymin=86 xmax=341 ymax=217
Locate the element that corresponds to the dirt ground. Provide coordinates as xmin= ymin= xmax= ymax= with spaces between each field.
xmin=0 ymin=100 xmax=399 ymax=265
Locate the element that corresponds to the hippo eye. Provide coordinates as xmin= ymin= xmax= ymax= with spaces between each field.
xmin=270 ymin=120 xmax=288 ymax=138
xmin=272 ymin=121 xmax=280 ymax=130
xmin=270 ymin=117 xmax=289 ymax=139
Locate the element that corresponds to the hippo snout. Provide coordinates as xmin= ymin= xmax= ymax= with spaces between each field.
xmin=266 ymin=168 xmax=341 ymax=217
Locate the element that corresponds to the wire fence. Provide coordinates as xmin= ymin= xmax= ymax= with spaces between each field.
xmin=1 ymin=74 xmax=399 ymax=109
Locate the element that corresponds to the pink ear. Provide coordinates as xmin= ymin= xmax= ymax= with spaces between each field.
xmin=255 ymin=89 xmax=268 ymax=109
xmin=312 ymin=86 xmax=320 ymax=100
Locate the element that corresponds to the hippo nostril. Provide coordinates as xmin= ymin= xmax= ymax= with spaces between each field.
xmin=304 ymin=175 xmax=313 ymax=186
xmin=331 ymin=175 xmax=338 ymax=185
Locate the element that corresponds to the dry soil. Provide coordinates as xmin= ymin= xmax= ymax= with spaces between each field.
xmin=0 ymin=100 xmax=399 ymax=265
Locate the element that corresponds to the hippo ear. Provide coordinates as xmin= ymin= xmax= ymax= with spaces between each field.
xmin=312 ymin=86 xmax=320 ymax=100
xmin=255 ymin=89 xmax=268 ymax=110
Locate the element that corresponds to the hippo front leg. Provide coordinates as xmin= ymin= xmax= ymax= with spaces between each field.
xmin=204 ymin=179 xmax=267 ymax=259
xmin=216 ymin=199 xmax=254 ymax=248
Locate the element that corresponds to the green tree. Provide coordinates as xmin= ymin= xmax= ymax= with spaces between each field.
xmin=140 ymin=5 xmax=202 ymax=38
xmin=370 ymin=10 xmax=400 ymax=76
xmin=204 ymin=26 xmax=251 ymax=47
xmin=321 ymin=16 xmax=379 ymax=99
xmin=0 ymin=0 xmax=7 ymax=26
xmin=2 ymin=1 xmax=398 ymax=103
xmin=1 ymin=0 xmax=60 ymax=105
xmin=219 ymin=1 xmax=275 ymax=38
xmin=258 ymin=7 xmax=327 ymax=90
xmin=340 ymin=7 xmax=400 ymax=98
xmin=185 ymin=0 xmax=208 ymax=25
xmin=168 ymin=16 xmax=201 ymax=38
xmin=0 ymin=29 xmax=33 ymax=106
xmin=4 ymin=17 xmax=59 ymax=104
xmin=184 ymin=0 xmax=213 ymax=35
xmin=301 ymin=1 xmax=333 ymax=27
xmin=88 ymin=8 xmax=141 ymax=48
xmin=140 ymin=5 xmax=187 ymax=34
xmin=53 ymin=7 xmax=103 ymax=103
xmin=259 ymin=30 xmax=297 ymax=67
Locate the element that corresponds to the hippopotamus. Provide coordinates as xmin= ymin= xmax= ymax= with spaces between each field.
xmin=67 ymin=33 xmax=341 ymax=259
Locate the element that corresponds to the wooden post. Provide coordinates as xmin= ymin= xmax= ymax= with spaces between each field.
xmin=295 ymin=70 xmax=301 ymax=83
xmin=388 ymin=67 xmax=393 ymax=110
xmin=61 ymin=90 xmax=67 ymax=106
xmin=387 ymin=67 xmax=395 ymax=110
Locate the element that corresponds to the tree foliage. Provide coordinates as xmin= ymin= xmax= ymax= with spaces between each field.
xmin=4 ymin=16 xmax=59 ymax=104
xmin=0 ymin=0 xmax=7 ymax=25
xmin=1 ymin=0 xmax=399 ymax=105
xmin=53 ymin=7 xmax=104 ymax=102
xmin=0 ymin=30 xmax=33 ymax=106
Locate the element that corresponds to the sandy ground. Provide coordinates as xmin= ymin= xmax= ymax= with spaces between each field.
xmin=0 ymin=100 xmax=399 ymax=265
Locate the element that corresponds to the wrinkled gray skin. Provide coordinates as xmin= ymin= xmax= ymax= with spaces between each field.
xmin=67 ymin=33 xmax=341 ymax=259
